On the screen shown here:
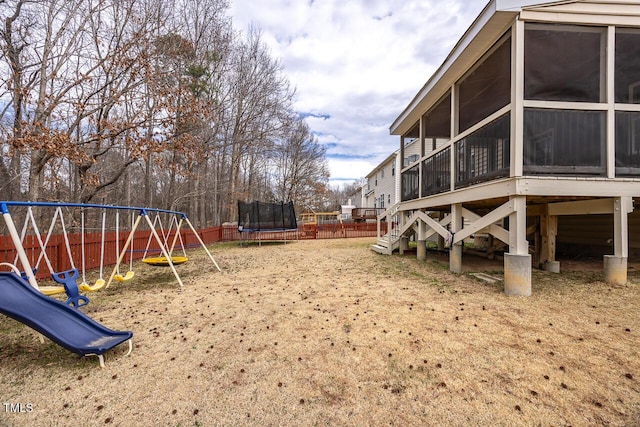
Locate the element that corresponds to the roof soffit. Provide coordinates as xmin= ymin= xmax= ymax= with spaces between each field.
xmin=520 ymin=0 xmax=640 ymax=18
xmin=496 ymin=1 xmax=581 ymax=12
xmin=390 ymin=0 xmax=640 ymax=137
xmin=366 ymin=151 xmax=398 ymax=178
xmin=390 ymin=1 xmax=519 ymax=136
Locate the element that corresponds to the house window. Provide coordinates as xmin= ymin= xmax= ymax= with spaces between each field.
xmin=422 ymin=147 xmax=451 ymax=197
xmin=523 ymin=109 xmax=605 ymax=175
xmin=401 ymin=164 xmax=419 ymax=201
xmin=379 ymin=194 xmax=385 ymax=208
xmin=615 ymin=29 xmax=640 ymax=176
xmin=404 ymin=154 xmax=419 ymax=167
xmin=458 ymin=35 xmax=511 ymax=133
xmin=455 ymin=113 xmax=510 ymax=189
xmin=525 ymin=24 xmax=605 ymax=103
xmin=615 ymin=111 xmax=640 ymax=176
xmin=381 ymin=168 xmax=385 ymax=178
xmin=392 ymin=164 xmax=395 ymax=176
xmin=403 ymin=122 xmax=420 ymax=145
xmin=388 ymin=194 xmax=391 ymax=205
xmin=423 ymin=91 xmax=451 ymax=149
xmin=615 ymin=29 xmax=640 ymax=104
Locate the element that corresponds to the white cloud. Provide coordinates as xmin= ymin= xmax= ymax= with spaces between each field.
xmin=327 ymin=158 xmax=376 ymax=183
xmin=229 ymin=0 xmax=487 ymax=186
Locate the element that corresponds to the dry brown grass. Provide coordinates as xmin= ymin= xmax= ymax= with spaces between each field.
xmin=1 ymin=237 xmax=639 ymax=426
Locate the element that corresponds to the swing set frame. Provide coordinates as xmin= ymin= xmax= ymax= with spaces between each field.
xmin=0 ymin=201 xmax=220 ymax=291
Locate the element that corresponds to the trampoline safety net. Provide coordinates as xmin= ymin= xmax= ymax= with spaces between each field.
xmin=237 ymin=201 xmax=297 ymax=232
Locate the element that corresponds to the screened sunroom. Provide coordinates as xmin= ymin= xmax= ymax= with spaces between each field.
xmin=379 ymin=0 xmax=640 ymax=296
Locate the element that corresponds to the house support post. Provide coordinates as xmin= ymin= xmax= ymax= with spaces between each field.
xmin=399 ymin=236 xmax=409 ymax=255
xmin=417 ymin=219 xmax=426 ymax=261
xmin=450 ymin=203 xmax=462 ymax=273
xmin=437 ymin=212 xmax=445 ymax=250
xmin=397 ymin=211 xmax=407 ymax=255
xmin=539 ymin=205 xmax=559 ymax=273
xmin=504 ymin=196 xmax=531 ymax=296
xmin=604 ymin=197 xmax=630 ymax=285
xmin=416 ymin=240 xmax=427 ymax=260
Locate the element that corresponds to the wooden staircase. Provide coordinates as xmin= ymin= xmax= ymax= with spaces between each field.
xmin=370 ymin=204 xmax=453 ymax=255
xmin=371 ymin=233 xmax=401 ymax=254
xmin=370 ymin=202 xmax=402 ymax=255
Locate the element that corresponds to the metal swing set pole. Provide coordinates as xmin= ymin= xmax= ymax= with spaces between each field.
xmin=106 ymin=210 xmax=185 ymax=288
xmin=1 ymin=203 xmax=38 ymax=289
xmin=143 ymin=212 xmax=184 ymax=287
xmin=183 ymin=215 xmax=221 ymax=272
xmin=1 ymin=202 xmax=219 ymax=290
xmin=167 ymin=216 xmax=182 ymax=258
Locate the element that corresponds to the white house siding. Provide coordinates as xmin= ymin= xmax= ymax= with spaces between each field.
xmin=366 ymin=155 xmax=396 ymax=209
xmin=556 ymin=207 xmax=640 ymax=256
xmin=362 ymin=156 xmax=403 ymax=206
xmin=361 ymin=138 xmax=424 ymax=210
xmin=402 ymin=138 xmax=422 ymax=169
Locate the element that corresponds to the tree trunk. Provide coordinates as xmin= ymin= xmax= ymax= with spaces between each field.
xmin=27 ymin=150 xmax=49 ymax=201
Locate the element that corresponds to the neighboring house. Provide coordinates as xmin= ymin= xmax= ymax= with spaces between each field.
xmin=346 ymin=186 xmax=363 ymax=210
xmin=363 ymin=152 xmax=396 ymax=211
xmin=362 ymin=138 xmax=421 ymax=211
xmin=340 ymin=198 xmax=357 ymax=220
xmin=374 ymin=0 xmax=640 ymax=296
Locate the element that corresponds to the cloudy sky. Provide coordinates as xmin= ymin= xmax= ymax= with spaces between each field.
xmin=229 ymin=0 xmax=488 ymax=186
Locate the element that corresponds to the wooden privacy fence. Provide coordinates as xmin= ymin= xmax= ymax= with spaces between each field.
xmin=0 ymin=222 xmax=385 ymax=279
xmin=223 ymin=222 xmax=386 ymax=241
xmin=0 ymin=227 xmax=220 ymax=280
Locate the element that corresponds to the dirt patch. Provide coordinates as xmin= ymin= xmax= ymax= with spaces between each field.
xmin=1 ymin=238 xmax=639 ymax=426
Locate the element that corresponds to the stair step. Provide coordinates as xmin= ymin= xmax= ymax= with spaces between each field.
xmin=370 ymin=244 xmax=389 ymax=254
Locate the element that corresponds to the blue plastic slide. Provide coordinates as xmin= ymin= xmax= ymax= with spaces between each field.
xmin=0 ymin=272 xmax=132 ymax=364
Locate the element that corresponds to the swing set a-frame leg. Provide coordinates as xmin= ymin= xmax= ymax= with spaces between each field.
xmin=107 ymin=212 xmax=184 ymax=288
xmin=107 ymin=212 xmax=185 ymax=288
xmin=143 ymin=214 xmax=184 ymax=288
xmin=184 ymin=216 xmax=221 ymax=272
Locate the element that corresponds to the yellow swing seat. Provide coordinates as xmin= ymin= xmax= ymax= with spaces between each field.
xmin=114 ymin=271 xmax=135 ymax=282
xmin=79 ymin=278 xmax=106 ymax=292
xmin=38 ymin=285 xmax=67 ymax=296
xmin=142 ymin=256 xmax=188 ymax=267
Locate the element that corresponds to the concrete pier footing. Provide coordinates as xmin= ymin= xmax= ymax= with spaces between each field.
xmin=417 ymin=240 xmax=426 ymax=261
xmin=450 ymin=244 xmax=462 ymax=273
xmin=603 ymin=255 xmax=627 ymax=285
xmin=504 ymin=253 xmax=532 ymax=296
xmin=542 ymin=261 xmax=560 ymax=273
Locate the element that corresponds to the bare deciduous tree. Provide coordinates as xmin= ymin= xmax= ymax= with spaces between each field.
xmin=0 ymin=0 xmax=333 ymax=227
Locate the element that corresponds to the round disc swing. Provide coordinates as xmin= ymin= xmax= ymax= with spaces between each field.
xmin=142 ymin=256 xmax=188 ymax=267
xmin=141 ymin=213 xmax=188 ymax=267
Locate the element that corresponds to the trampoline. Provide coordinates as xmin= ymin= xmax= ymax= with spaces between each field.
xmin=237 ymin=201 xmax=298 ymax=245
